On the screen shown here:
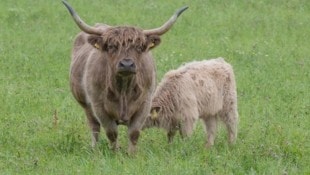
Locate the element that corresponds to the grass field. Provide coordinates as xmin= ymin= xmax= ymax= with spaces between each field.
xmin=0 ymin=0 xmax=309 ymax=174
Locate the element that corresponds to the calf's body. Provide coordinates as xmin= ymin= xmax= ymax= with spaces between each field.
xmin=144 ymin=58 xmax=239 ymax=147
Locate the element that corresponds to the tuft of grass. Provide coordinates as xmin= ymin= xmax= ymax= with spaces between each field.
xmin=0 ymin=0 xmax=309 ymax=174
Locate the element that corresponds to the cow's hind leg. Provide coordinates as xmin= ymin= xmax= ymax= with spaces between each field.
xmin=84 ymin=107 xmax=101 ymax=148
xmin=202 ymin=115 xmax=217 ymax=148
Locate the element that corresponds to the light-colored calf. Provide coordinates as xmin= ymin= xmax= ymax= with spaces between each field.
xmin=144 ymin=58 xmax=238 ymax=147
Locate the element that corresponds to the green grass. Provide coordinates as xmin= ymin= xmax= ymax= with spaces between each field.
xmin=1 ymin=0 xmax=309 ymax=174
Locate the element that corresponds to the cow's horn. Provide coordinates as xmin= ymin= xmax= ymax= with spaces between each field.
xmin=62 ymin=0 xmax=104 ymax=35
xmin=143 ymin=6 xmax=188 ymax=36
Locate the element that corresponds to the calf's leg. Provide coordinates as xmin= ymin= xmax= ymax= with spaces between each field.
xmin=179 ymin=117 xmax=196 ymax=139
xmin=167 ymin=129 xmax=177 ymax=143
xmin=222 ymin=110 xmax=238 ymax=144
xmin=202 ymin=115 xmax=217 ymax=148
xmin=178 ymin=108 xmax=198 ymax=140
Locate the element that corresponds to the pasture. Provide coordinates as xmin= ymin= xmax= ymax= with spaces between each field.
xmin=0 ymin=0 xmax=309 ymax=174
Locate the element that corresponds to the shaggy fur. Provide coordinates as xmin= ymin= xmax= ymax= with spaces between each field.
xmin=143 ymin=58 xmax=239 ymax=147
xmin=70 ymin=24 xmax=161 ymax=153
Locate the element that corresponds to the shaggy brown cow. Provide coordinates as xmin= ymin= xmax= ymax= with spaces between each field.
xmin=62 ymin=1 xmax=187 ymax=153
xmin=143 ymin=58 xmax=238 ymax=148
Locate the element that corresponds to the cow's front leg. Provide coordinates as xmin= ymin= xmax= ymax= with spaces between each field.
xmin=128 ymin=127 xmax=140 ymax=154
xmin=102 ymin=119 xmax=119 ymax=151
xmin=127 ymin=98 xmax=152 ymax=154
xmin=127 ymin=109 xmax=147 ymax=154
xmin=91 ymin=103 xmax=119 ymax=151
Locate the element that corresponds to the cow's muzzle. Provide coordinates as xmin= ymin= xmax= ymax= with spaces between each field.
xmin=117 ymin=59 xmax=136 ymax=75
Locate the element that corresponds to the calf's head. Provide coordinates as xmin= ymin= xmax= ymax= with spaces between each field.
xmin=143 ymin=105 xmax=163 ymax=129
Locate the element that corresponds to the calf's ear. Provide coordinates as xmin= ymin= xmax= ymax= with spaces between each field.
xmin=146 ymin=35 xmax=161 ymax=50
xmin=88 ymin=35 xmax=103 ymax=50
xmin=150 ymin=106 xmax=161 ymax=120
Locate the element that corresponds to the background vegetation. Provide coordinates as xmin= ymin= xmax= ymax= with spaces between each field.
xmin=0 ymin=0 xmax=309 ymax=174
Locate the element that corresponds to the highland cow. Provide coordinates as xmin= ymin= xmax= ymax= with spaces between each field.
xmin=62 ymin=1 xmax=188 ymax=153
xmin=144 ymin=58 xmax=238 ymax=148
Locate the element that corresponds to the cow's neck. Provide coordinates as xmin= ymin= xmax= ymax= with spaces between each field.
xmin=115 ymin=75 xmax=135 ymax=93
xmin=112 ymin=75 xmax=136 ymax=122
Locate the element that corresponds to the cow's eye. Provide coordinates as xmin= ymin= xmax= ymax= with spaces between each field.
xmin=136 ymin=45 xmax=144 ymax=53
xmin=106 ymin=45 xmax=118 ymax=53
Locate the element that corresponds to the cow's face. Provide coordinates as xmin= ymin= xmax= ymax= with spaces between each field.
xmin=88 ymin=27 xmax=161 ymax=77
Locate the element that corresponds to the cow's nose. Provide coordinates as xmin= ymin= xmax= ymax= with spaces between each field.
xmin=118 ymin=59 xmax=135 ymax=69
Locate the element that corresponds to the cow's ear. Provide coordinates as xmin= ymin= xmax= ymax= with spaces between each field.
xmin=88 ymin=35 xmax=103 ymax=50
xmin=150 ymin=106 xmax=161 ymax=120
xmin=146 ymin=35 xmax=161 ymax=50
